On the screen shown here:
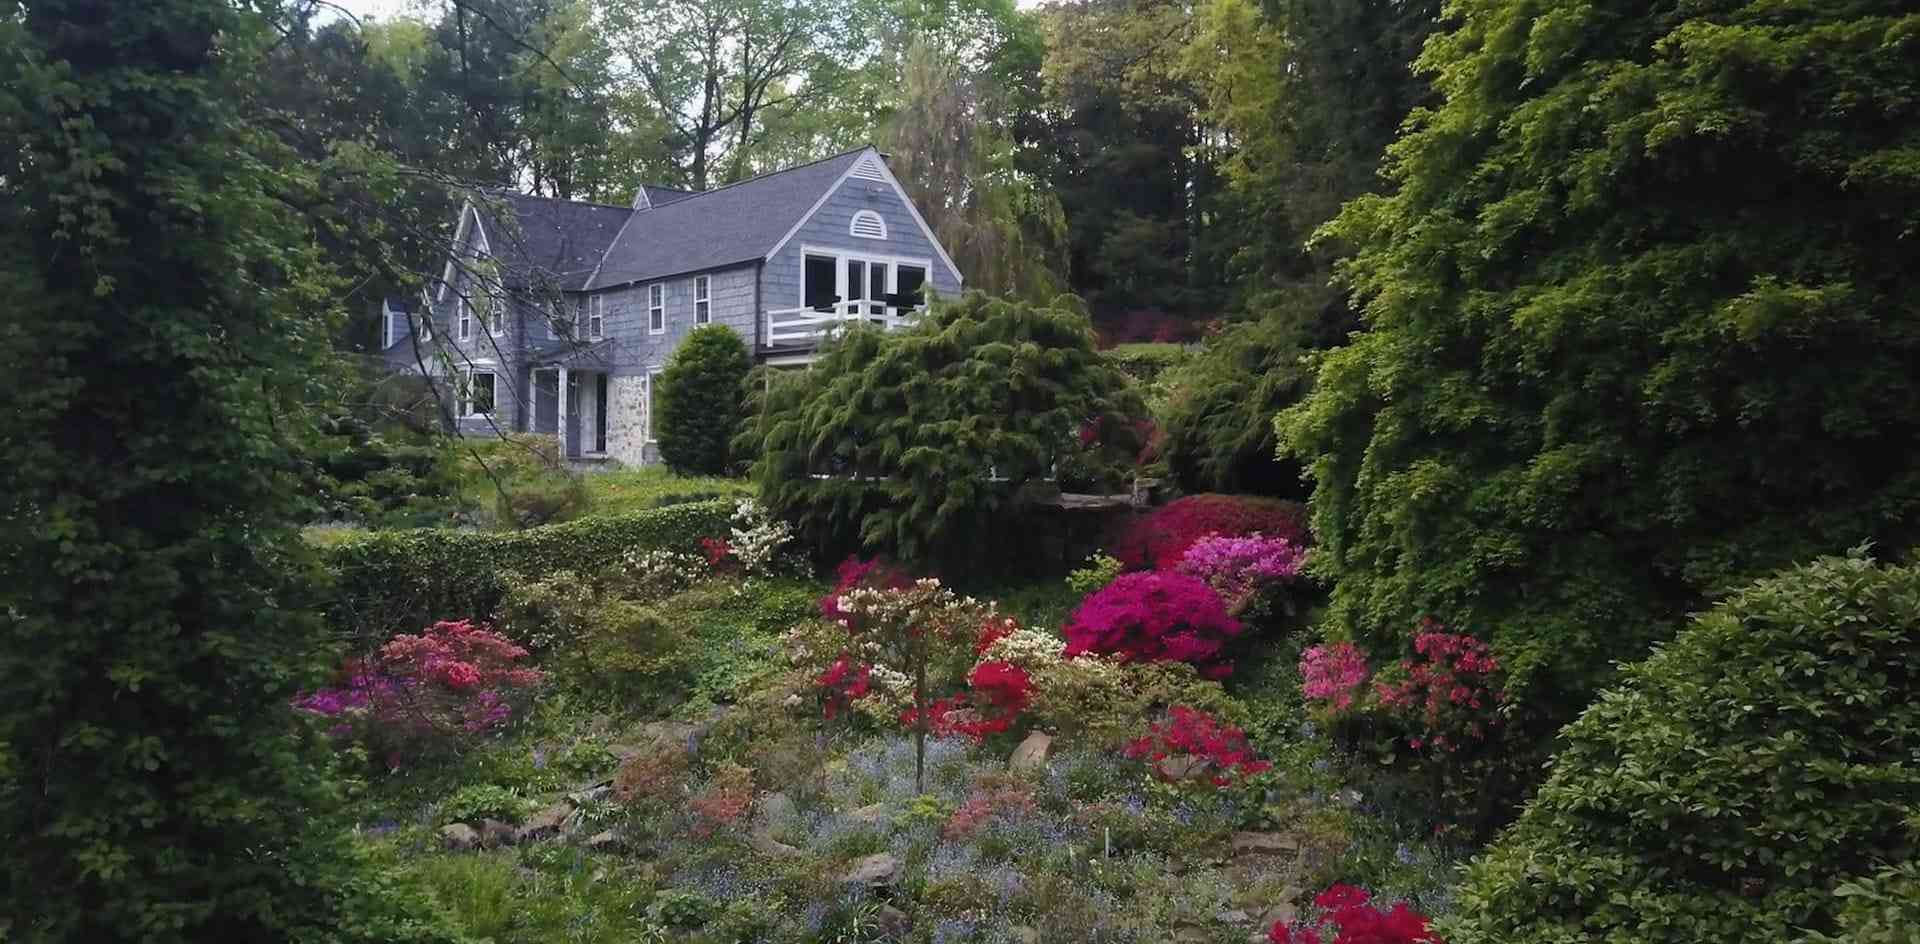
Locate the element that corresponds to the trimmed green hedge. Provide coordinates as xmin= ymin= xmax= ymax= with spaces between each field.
xmin=323 ymin=500 xmax=734 ymax=645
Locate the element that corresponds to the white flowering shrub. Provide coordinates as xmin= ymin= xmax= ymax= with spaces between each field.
xmin=727 ymin=499 xmax=798 ymax=577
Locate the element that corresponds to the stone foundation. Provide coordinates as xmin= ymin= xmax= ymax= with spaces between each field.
xmin=607 ymin=374 xmax=651 ymax=465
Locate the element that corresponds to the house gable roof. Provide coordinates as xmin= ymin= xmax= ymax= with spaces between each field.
xmin=470 ymin=193 xmax=633 ymax=292
xmin=585 ymin=147 xmax=870 ymax=290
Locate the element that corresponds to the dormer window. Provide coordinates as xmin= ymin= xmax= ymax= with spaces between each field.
xmin=849 ymin=210 xmax=887 ymax=240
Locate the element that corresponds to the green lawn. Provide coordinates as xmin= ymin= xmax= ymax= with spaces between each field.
xmin=581 ymin=465 xmax=754 ymax=517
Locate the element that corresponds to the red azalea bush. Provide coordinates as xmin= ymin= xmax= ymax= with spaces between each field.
xmin=1112 ymin=494 xmax=1309 ymax=570
xmin=1376 ymin=623 xmax=1505 ymax=754
xmin=688 ymin=763 xmax=755 ymax=838
xmin=293 ymin=618 xmax=543 ymax=766
xmin=1125 ymin=705 xmax=1271 ymax=787
xmin=817 ymin=654 xmax=874 ymax=720
xmin=699 ymin=536 xmax=734 ymax=568
xmin=1063 ymin=571 xmax=1244 ymax=678
xmin=1269 ymin=885 xmax=1441 ymax=944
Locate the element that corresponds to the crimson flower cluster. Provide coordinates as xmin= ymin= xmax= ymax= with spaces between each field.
xmin=1064 ymin=571 xmax=1244 ymax=678
xmin=816 ymin=654 xmax=872 ymax=721
xmin=944 ymin=786 xmax=1037 ymax=839
xmin=1269 ymin=885 xmax=1441 ymax=944
xmin=699 ymin=536 xmax=734 ymax=568
xmin=1124 ymin=705 xmax=1271 ymax=787
xmin=899 ymin=659 xmax=1033 ymax=742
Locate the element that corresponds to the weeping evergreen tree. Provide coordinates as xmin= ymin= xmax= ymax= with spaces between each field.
xmin=0 ymin=2 xmax=450 ymax=940
xmin=1281 ymin=0 xmax=1920 ymax=723
xmin=748 ymin=293 xmax=1145 ymax=574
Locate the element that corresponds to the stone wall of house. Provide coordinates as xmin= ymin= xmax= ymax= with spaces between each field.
xmin=607 ymin=373 xmax=650 ymax=465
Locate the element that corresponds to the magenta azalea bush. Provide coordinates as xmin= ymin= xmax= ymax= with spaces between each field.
xmin=1175 ymin=533 xmax=1307 ymax=617
xmin=1301 ymin=641 xmax=1371 ymax=713
xmin=1064 ymin=571 xmax=1244 ymax=678
xmin=294 ymin=619 xmax=543 ymax=768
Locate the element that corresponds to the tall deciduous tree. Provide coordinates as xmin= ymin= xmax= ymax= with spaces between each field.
xmin=1280 ymin=0 xmax=1920 ymax=720
xmin=0 ymin=2 xmax=449 ymax=939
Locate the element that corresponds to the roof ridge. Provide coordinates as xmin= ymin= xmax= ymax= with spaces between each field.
xmin=651 ymin=145 xmax=872 ymax=207
xmin=477 ymin=188 xmax=635 ymax=213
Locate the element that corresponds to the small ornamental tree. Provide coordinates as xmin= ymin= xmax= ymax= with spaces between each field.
xmin=657 ymin=324 xmax=752 ymax=475
xmin=750 ymin=292 xmax=1146 ymax=574
xmin=1440 ymin=553 xmax=1920 ymax=944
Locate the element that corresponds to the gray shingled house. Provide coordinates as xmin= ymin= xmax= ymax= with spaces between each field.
xmin=379 ymin=145 xmax=964 ymax=466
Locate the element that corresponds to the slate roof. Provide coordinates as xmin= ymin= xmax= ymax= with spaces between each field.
xmin=472 ymin=193 xmax=633 ymax=291
xmin=465 ymin=146 xmax=873 ymax=294
xmin=585 ymin=147 xmax=871 ymax=290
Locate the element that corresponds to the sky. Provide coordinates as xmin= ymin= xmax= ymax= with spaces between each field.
xmin=322 ymin=0 xmax=427 ymax=23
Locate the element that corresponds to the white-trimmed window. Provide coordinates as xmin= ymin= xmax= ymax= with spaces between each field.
xmin=798 ymin=246 xmax=933 ymax=318
xmin=694 ymin=275 xmax=711 ymax=325
xmin=644 ymin=371 xmax=660 ymax=441
xmin=588 ymin=295 xmax=605 ymax=340
xmin=457 ymin=298 xmax=473 ymax=341
xmin=458 ymin=369 xmax=496 ymax=417
xmin=382 ymin=306 xmax=401 ymax=349
xmin=487 ymin=292 xmax=505 ymax=335
xmin=849 ymin=210 xmax=887 ymax=240
xmin=648 ymin=283 xmax=665 ymax=334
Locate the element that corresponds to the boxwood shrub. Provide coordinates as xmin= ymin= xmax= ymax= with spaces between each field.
xmin=323 ymin=500 xmax=733 ymax=644
xmin=1440 ymin=552 xmax=1920 ymax=943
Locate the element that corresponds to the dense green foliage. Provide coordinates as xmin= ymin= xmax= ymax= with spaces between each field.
xmin=1281 ymin=0 xmax=1920 ymax=707
xmin=0 ymin=2 xmax=454 ymax=940
xmin=656 ymin=324 xmax=753 ymax=476
xmin=1160 ymin=316 xmax=1309 ymax=496
xmin=750 ymin=293 xmax=1145 ymax=572
xmin=1441 ymin=553 xmax=1920 ymax=943
xmin=325 ymin=500 xmax=733 ymax=644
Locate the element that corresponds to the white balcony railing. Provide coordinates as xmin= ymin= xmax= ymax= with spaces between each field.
xmin=765 ymin=305 xmax=920 ymax=346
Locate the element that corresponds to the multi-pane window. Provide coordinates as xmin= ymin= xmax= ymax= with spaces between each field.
xmin=648 ymin=283 xmax=665 ymax=334
xmin=588 ymin=295 xmax=605 ymax=339
xmin=459 ymin=369 xmax=496 ymax=417
xmin=694 ymin=275 xmax=711 ymax=325
xmin=487 ymin=292 xmax=505 ymax=335
xmin=457 ymin=298 xmax=473 ymax=340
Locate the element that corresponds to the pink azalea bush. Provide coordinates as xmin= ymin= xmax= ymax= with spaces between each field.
xmin=1301 ymin=641 xmax=1371 ymax=713
xmin=1124 ymin=705 xmax=1271 ymax=787
xmin=1064 ymin=571 xmax=1244 ymax=678
xmin=1269 ymin=885 xmax=1441 ymax=943
xmin=294 ymin=619 xmax=543 ymax=766
xmin=1176 ymin=532 xmax=1307 ymax=616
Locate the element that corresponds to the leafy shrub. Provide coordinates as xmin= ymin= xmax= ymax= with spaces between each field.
xmin=1112 ymin=493 xmax=1309 ymax=570
xmin=322 ymin=499 xmax=732 ymax=644
xmin=492 ymin=571 xmax=695 ymax=705
xmin=1801 ymin=861 xmax=1920 ymax=944
xmin=656 ymin=323 xmax=752 ymax=475
xmin=1104 ymin=342 xmax=1192 ymax=384
xmin=1066 ymin=551 xmax=1124 ymax=596
xmin=439 ymin=784 xmax=529 ymax=825
xmin=687 ymin=762 xmax=755 ymax=838
xmin=1063 ymin=571 xmax=1245 ymax=678
xmin=750 ymin=292 xmax=1146 ymax=574
xmin=1440 ymin=554 xmax=1920 ymax=944
xmin=1177 ymin=532 xmax=1307 ymax=619
xmin=1125 ymin=705 xmax=1271 ymax=787
xmin=612 ymin=742 xmax=692 ymax=806
xmin=1270 ymin=884 xmax=1439 ymax=943
xmin=294 ymin=619 xmax=543 ymax=767
xmin=494 ymin=468 xmax=590 ymax=529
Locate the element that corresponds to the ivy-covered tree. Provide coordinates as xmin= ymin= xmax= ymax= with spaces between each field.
xmin=657 ymin=323 xmax=753 ymax=475
xmin=1280 ymin=0 xmax=1920 ymax=718
xmin=0 ymin=2 xmax=450 ymax=940
xmin=749 ymin=293 xmax=1145 ymax=573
